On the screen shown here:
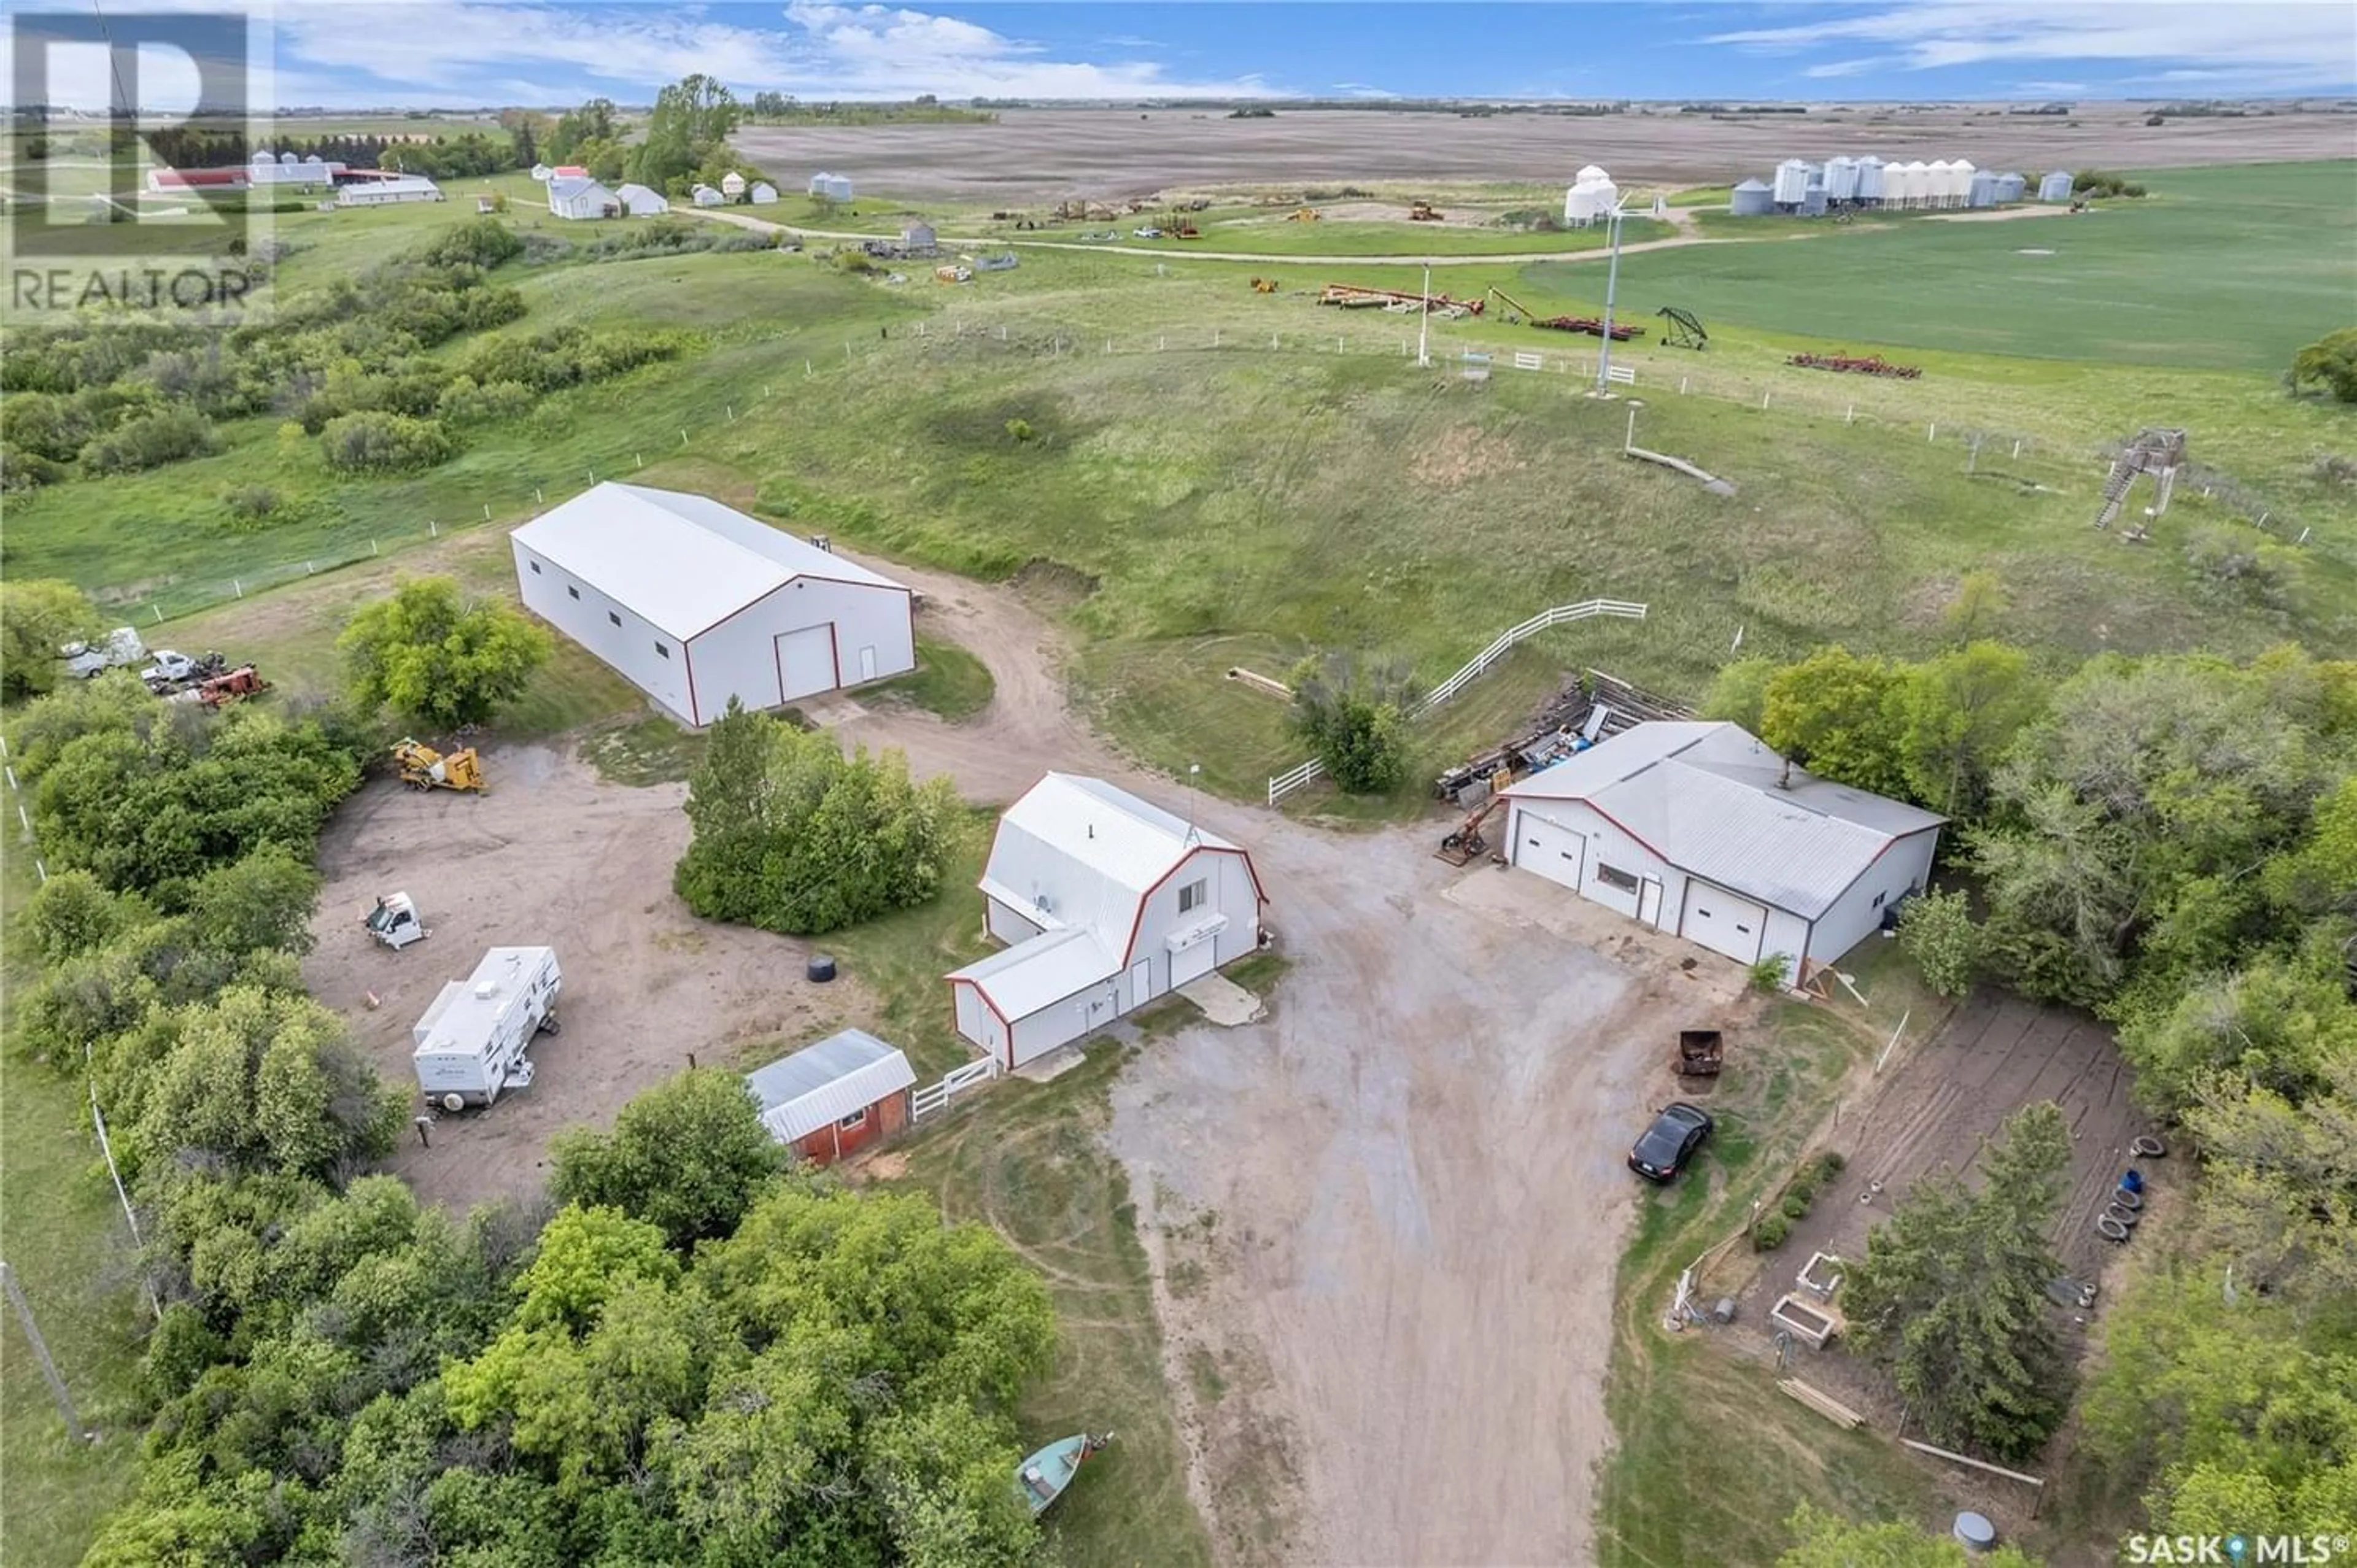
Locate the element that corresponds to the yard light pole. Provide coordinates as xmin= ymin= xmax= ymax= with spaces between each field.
xmin=1416 ymin=260 xmax=1432 ymax=368
xmin=1593 ymin=203 xmax=1626 ymax=396
xmin=1185 ymin=763 xmax=1202 ymax=843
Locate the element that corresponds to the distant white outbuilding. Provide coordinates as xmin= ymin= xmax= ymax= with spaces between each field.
xmin=808 ymin=171 xmax=854 ymax=202
xmin=691 ymin=183 xmax=724 ymax=208
xmin=1564 ymin=163 xmax=1619 ymax=226
xmin=613 ymin=182 xmax=669 ymax=215
xmin=509 ymin=483 xmax=915 ymax=727
xmin=338 ymin=175 xmax=444 ymax=207
xmin=947 ymin=773 xmax=1268 ymax=1069
xmin=748 ymin=182 xmax=779 ymax=205
xmin=720 ymin=171 xmax=747 ymax=198
xmin=546 ymin=174 xmax=619 ymax=219
xmin=1498 ymin=721 xmax=1944 ymax=987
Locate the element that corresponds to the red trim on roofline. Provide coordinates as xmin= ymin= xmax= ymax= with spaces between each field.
xmin=946 ymin=976 xmax=1018 ymax=1070
xmin=680 ymin=573 xmax=904 ymax=646
xmin=1530 ymin=797 xmax=1672 ymax=868
xmin=1119 ymin=845 xmax=1263 ymax=967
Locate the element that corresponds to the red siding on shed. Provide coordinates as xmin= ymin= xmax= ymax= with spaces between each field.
xmin=786 ymin=1088 xmax=911 ymax=1167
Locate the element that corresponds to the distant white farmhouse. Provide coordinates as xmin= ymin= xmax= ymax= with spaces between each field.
xmin=947 ymin=774 xmax=1268 ymax=1068
xmin=546 ymin=174 xmax=619 ymax=220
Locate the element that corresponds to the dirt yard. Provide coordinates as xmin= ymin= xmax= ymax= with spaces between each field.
xmin=737 ymin=106 xmax=2355 ymax=203
xmin=1723 ymin=989 xmax=2152 ymax=1431
xmin=304 ymin=746 xmax=863 ymax=1210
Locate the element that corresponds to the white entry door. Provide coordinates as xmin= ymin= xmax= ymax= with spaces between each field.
xmin=775 ymin=624 xmax=837 ymax=701
xmin=1681 ymin=880 xmax=1768 ymax=964
xmin=1170 ymin=939 xmax=1215 ymax=988
xmin=1514 ymin=813 xmax=1585 ymax=890
xmin=1638 ymin=878 xmax=1664 ymax=927
xmin=1128 ymin=959 xmax=1153 ymax=1006
xmin=858 ymin=644 xmax=878 ymax=681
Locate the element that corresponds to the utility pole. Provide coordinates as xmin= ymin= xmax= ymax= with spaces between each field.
xmin=1593 ymin=204 xmax=1626 ymax=395
xmin=1 ymin=1261 xmax=88 ymax=1440
xmin=1416 ymin=260 xmax=1432 ymax=368
xmin=1185 ymin=763 xmax=1202 ymax=843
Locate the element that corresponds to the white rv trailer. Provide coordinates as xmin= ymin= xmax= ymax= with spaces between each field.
xmin=411 ymin=946 xmax=562 ymax=1111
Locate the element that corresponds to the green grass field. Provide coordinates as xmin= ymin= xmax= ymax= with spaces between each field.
xmin=1568 ymin=163 xmax=2356 ymax=372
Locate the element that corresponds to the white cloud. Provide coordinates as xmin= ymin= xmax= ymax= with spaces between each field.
xmin=1331 ymin=81 xmax=1399 ymax=99
xmin=1708 ymin=1 xmax=2357 ymax=91
xmin=9 ymin=1 xmax=1291 ymax=109
xmin=1803 ymin=57 xmax=1892 ymax=79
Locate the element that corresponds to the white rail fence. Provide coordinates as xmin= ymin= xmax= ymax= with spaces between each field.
xmin=911 ymin=1054 xmax=999 ymax=1120
xmin=1266 ymin=597 xmax=1650 ymax=806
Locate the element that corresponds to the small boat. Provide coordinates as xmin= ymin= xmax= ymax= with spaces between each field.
xmin=1015 ymin=1431 xmax=1112 ymax=1517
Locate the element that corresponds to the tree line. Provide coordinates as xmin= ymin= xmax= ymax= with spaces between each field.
xmin=142 ymin=126 xmax=527 ymax=179
xmin=4 ymin=594 xmax=1064 ymax=1564
xmin=2 ymin=217 xmax=681 ymax=499
xmin=1712 ymin=578 xmax=2357 ymax=1532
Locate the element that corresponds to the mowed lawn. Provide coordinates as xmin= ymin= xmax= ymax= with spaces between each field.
xmin=1544 ymin=162 xmax=2356 ymax=373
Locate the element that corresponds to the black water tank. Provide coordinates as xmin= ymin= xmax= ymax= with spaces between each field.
xmin=807 ymin=954 xmax=837 ymax=984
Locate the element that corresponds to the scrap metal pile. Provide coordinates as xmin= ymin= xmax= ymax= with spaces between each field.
xmin=1318 ymin=283 xmax=1487 ymax=318
xmin=1433 ymin=668 xmax=1696 ymax=805
xmin=1786 ymin=352 xmax=1922 ymax=379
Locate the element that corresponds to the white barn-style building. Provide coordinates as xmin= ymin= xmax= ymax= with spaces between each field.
xmin=546 ymin=175 xmax=619 ymax=220
xmin=509 ymin=483 xmax=915 ymax=727
xmin=947 ymin=774 xmax=1268 ymax=1068
xmin=613 ymin=182 xmax=669 ymax=215
xmin=1498 ymin=722 xmax=1944 ymax=985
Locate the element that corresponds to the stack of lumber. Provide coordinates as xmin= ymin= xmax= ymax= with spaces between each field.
xmin=1778 ymin=1379 xmax=1864 ymax=1430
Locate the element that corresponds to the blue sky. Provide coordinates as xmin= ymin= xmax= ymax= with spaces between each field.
xmin=17 ymin=2 xmax=2357 ymax=110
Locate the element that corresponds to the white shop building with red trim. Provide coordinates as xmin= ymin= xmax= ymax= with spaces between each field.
xmin=509 ymin=482 xmax=915 ymax=727
xmin=948 ymin=773 xmax=1268 ymax=1068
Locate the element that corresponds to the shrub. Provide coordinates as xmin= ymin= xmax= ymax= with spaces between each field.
xmin=417 ymin=215 xmax=523 ymax=269
xmin=1811 ymin=1149 xmax=1846 ymax=1182
xmin=1897 ymin=887 xmax=1980 ymax=997
xmin=1752 ymin=1213 xmax=1791 ymax=1251
xmin=339 ymin=575 xmax=551 ymax=728
xmin=1004 ymin=417 xmax=1035 ymax=444
xmin=78 ymin=406 xmax=217 ymax=474
xmin=319 ymin=410 xmax=455 ymax=474
xmin=1287 ymin=653 xmax=1418 ymax=795
xmin=436 ymin=376 xmax=536 ymax=427
xmin=1781 ymin=1191 xmax=1811 ymax=1221
xmin=1749 ymin=953 xmax=1794 ymax=993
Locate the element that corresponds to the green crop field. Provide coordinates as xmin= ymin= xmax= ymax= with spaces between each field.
xmin=1546 ymin=162 xmax=2357 ymax=373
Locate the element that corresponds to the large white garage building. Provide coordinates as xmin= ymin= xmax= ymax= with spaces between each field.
xmin=509 ymin=483 xmax=915 ymax=727
xmin=1498 ymin=721 xmax=1944 ymax=986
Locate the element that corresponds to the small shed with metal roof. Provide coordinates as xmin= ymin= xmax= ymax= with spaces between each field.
xmin=947 ymin=773 xmax=1268 ymax=1068
xmin=510 ymin=482 xmax=915 ymax=726
xmin=1498 ymin=721 xmax=1944 ymax=987
xmin=745 ymin=1028 xmax=916 ymax=1165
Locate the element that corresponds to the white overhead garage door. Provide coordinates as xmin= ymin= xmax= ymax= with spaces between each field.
xmin=1513 ymin=811 xmax=1586 ymax=891
xmin=1681 ymin=880 xmax=1768 ymax=965
xmin=775 ymin=624 xmax=837 ymax=702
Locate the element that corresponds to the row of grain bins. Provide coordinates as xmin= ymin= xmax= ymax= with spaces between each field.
xmin=1730 ymin=158 xmax=2065 ymax=217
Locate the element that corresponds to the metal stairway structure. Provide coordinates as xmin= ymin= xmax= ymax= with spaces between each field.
xmin=2094 ymin=427 xmax=2188 ymax=538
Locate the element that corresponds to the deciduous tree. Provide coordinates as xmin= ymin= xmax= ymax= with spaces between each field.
xmin=1897 ymin=886 xmax=1979 ymax=997
xmin=1759 ymin=645 xmax=1911 ymax=798
xmin=549 ymin=1067 xmax=791 ymax=1251
xmin=2291 ymin=326 xmax=2357 ymax=403
xmin=0 ymin=576 xmax=96 ymax=700
xmin=1778 ymin=1504 xmax=2042 ymax=1566
xmin=1287 ymin=652 xmax=1418 ymax=794
xmin=339 ymin=574 xmax=551 ymax=730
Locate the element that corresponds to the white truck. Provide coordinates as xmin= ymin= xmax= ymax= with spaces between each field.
xmin=411 ymin=946 xmax=562 ymax=1113
xmin=60 ymin=627 xmax=145 ymax=681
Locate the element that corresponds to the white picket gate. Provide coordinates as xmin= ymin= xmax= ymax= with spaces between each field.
xmin=912 ymin=1055 xmax=999 ymax=1119
xmin=1266 ymin=756 xmax=1326 ymax=806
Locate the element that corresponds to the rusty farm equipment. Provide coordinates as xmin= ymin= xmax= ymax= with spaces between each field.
xmin=1287 ymin=206 xmax=1322 ymax=222
xmin=1249 ymin=277 xmax=1280 ymax=293
xmin=193 ymin=664 xmax=271 ymax=708
xmin=1407 ymin=200 xmax=1444 ymax=222
xmin=1484 ymin=287 xmax=1643 ymax=340
xmin=1435 ymin=795 xmax=1508 ymax=867
xmin=1786 ymin=352 xmax=1921 ymax=379
xmin=1434 ymin=669 xmax=1695 ymax=805
xmin=1318 ymin=282 xmax=1485 ymax=318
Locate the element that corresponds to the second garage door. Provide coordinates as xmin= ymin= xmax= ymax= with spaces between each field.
xmin=1681 ymin=879 xmax=1768 ymax=965
xmin=775 ymin=624 xmax=838 ymax=702
xmin=1512 ymin=811 xmax=1586 ymax=891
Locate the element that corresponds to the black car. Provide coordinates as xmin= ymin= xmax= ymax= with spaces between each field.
xmin=1627 ymin=1102 xmax=1715 ymax=1183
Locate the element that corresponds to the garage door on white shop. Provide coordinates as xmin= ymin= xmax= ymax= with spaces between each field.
xmin=1681 ymin=879 xmax=1768 ymax=964
xmin=775 ymin=624 xmax=837 ymax=701
xmin=1513 ymin=813 xmax=1586 ymax=890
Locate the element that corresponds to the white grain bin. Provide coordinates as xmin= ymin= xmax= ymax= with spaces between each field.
xmin=1772 ymin=158 xmax=1811 ymax=206
xmin=1892 ymin=160 xmax=1928 ymax=207
xmin=1823 ymin=155 xmax=1860 ymax=202
xmin=691 ymin=183 xmax=723 ymax=207
xmin=749 ymin=182 xmax=778 ymax=204
xmin=1729 ymin=178 xmax=1775 ymax=217
xmin=1994 ymin=171 xmax=2027 ymax=204
xmin=2038 ymin=170 xmax=2075 ymax=203
xmin=1564 ymin=173 xmax=1619 ymax=226
xmin=1967 ymin=168 xmax=1999 ymax=208
xmin=721 ymin=170 xmax=746 ymax=198
xmin=1855 ymin=155 xmax=1886 ymax=204
xmin=412 ymin=946 xmax=562 ymax=1111
xmin=250 ymin=149 xmax=276 ymax=168
xmin=303 ymin=152 xmax=323 ymax=166
xmin=1925 ymin=159 xmax=1955 ymax=207
xmin=1946 ymin=158 xmax=1977 ymax=206
xmin=808 ymin=172 xmax=854 ymax=202
xmin=279 ymin=149 xmax=299 ymax=166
